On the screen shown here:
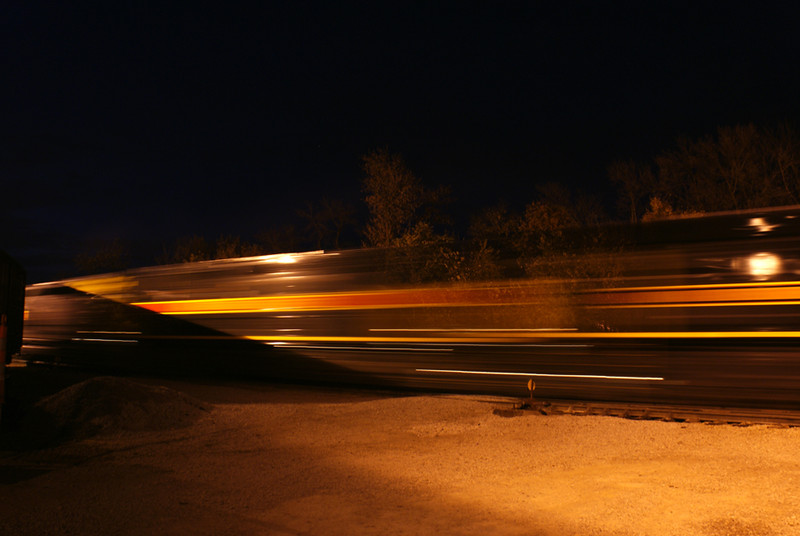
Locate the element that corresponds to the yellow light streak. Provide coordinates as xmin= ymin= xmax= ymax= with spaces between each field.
xmin=581 ymin=280 xmax=800 ymax=293
xmin=586 ymin=300 xmax=800 ymax=309
xmin=416 ymin=368 xmax=664 ymax=381
xmin=244 ymin=331 xmax=800 ymax=344
xmin=369 ymin=327 xmax=578 ymax=332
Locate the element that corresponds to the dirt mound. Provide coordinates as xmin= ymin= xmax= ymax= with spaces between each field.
xmin=15 ymin=377 xmax=209 ymax=448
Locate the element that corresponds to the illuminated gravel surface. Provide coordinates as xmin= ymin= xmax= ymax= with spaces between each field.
xmin=2 ymin=372 xmax=799 ymax=535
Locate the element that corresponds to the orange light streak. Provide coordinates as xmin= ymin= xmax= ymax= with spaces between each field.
xmin=130 ymin=281 xmax=800 ymax=315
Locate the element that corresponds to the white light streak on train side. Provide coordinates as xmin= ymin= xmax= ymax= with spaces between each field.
xmin=416 ymin=368 xmax=664 ymax=381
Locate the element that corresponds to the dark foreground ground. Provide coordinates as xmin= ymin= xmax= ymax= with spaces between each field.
xmin=1 ymin=361 xmax=800 ymax=535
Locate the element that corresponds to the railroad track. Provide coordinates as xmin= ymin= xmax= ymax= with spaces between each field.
xmin=497 ymin=399 xmax=800 ymax=426
xmin=13 ymin=359 xmax=800 ymax=427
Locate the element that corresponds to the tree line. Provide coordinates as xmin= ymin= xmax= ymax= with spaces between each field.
xmin=610 ymin=123 xmax=800 ymax=222
xmin=76 ymin=121 xmax=800 ymax=279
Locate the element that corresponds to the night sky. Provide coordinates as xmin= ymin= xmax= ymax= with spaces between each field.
xmin=4 ymin=2 xmax=800 ymax=282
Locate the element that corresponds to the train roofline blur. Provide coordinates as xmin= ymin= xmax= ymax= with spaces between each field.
xmin=28 ymin=250 xmax=330 ymax=288
xmin=26 ymin=203 xmax=800 ymax=288
xmin=635 ymin=203 xmax=800 ymax=221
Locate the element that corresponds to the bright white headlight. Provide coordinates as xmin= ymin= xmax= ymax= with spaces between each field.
xmin=747 ymin=252 xmax=781 ymax=279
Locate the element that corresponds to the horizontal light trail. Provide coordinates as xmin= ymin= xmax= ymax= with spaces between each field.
xmin=74 ymin=339 xmax=137 ymax=343
xmin=416 ymin=368 xmax=664 ymax=381
xmin=130 ymin=287 xmax=538 ymax=315
xmin=77 ymin=330 xmax=142 ymax=335
xmin=49 ymin=332 xmax=800 ymax=346
xmin=423 ymin=342 xmax=594 ymax=348
xmin=506 ymin=344 xmax=592 ymax=348
xmin=272 ymin=340 xmax=590 ymax=349
xmin=587 ymin=300 xmax=800 ymax=309
xmin=528 ymin=331 xmax=800 ymax=339
xmin=279 ymin=344 xmax=452 ymax=352
xmin=369 ymin=327 xmax=578 ymax=332
xmin=584 ymin=280 xmax=800 ymax=293
xmin=247 ymin=335 xmax=487 ymax=343
xmin=578 ymin=283 xmax=800 ymax=308
xmin=126 ymin=279 xmax=800 ymax=317
xmin=244 ymin=331 xmax=800 ymax=344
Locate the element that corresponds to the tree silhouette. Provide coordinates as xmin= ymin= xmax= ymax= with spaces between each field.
xmin=654 ymin=123 xmax=800 ymax=214
xmin=297 ymin=198 xmax=356 ymax=250
xmin=214 ymin=235 xmax=263 ymax=259
xmin=608 ymin=123 xmax=800 ymax=220
xmin=469 ymin=203 xmax=519 ymax=254
xmin=255 ymin=225 xmax=300 ymax=254
xmin=608 ymin=160 xmax=655 ymax=223
xmin=361 ymin=148 xmax=427 ymax=247
xmin=74 ymin=238 xmax=129 ymax=275
xmin=160 ymin=235 xmax=212 ymax=264
xmin=297 ymin=201 xmax=328 ymax=250
xmin=767 ymin=122 xmax=800 ymax=204
xmin=320 ymin=198 xmax=356 ymax=249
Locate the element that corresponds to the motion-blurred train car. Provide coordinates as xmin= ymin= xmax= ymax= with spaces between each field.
xmin=21 ymin=206 xmax=800 ymax=408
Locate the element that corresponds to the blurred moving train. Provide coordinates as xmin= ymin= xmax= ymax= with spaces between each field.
xmin=21 ymin=206 xmax=800 ymax=409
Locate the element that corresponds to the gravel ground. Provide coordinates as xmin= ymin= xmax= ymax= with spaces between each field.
xmin=1 ymin=364 xmax=799 ymax=536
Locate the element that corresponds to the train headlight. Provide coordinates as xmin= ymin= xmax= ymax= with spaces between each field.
xmin=747 ymin=252 xmax=781 ymax=279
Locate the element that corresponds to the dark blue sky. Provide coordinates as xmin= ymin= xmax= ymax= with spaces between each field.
xmin=4 ymin=2 xmax=800 ymax=282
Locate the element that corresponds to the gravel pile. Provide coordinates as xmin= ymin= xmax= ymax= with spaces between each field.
xmin=14 ymin=376 xmax=208 ymax=447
